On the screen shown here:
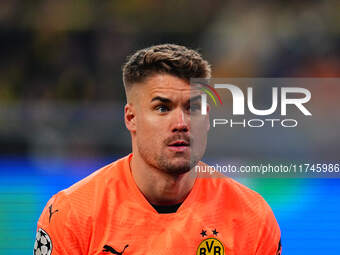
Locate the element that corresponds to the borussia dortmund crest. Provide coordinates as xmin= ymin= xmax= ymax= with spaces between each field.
xmin=196 ymin=229 xmax=224 ymax=255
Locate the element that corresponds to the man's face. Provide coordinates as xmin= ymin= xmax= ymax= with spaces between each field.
xmin=126 ymin=74 xmax=209 ymax=175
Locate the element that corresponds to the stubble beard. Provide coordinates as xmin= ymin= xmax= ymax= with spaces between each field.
xmin=137 ymin=140 xmax=203 ymax=175
xmin=156 ymin=152 xmax=198 ymax=175
xmin=137 ymin=144 xmax=201 ymax=175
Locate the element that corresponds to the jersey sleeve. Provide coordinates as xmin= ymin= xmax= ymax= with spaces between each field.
xmin=255 ymin=200 xmax=281 ymax=255
xmin=34 ymin=192 xmax=83 ymax=255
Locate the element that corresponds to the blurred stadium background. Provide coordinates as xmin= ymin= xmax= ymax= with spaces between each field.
xmin=1 ymin=0 xmax=340 ymax=254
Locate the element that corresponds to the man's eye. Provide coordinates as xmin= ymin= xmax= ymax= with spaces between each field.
xmin=155 ymin=105 xmax=169 ymax=113
xmin=189 ymin=104 xmax=201 ymax=112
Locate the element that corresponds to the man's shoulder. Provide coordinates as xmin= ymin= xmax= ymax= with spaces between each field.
xmin=37 ymin=155 xmax=132 ymax=232
xmin=209 ymin=177 xmax=281 ymax=253
xmin=50 ymin=154 xmax=131 ymax=210
xmin=220 ymin=177 xmax=263 ymax=201
xmin=65 ymin=155 xmax=130 ymax=193
xmin=196 ymin=161 xmax=270 ymax=213
xmin=199 ymin=174 xmax=273 ymax=219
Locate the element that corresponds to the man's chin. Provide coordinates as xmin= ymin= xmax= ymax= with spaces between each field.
xmin=159 ymin=157 xmax=197 ymax=175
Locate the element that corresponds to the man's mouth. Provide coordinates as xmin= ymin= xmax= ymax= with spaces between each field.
xmin=168 ymin=140 xmax=190 ymax=152
xmin=168 ymin=140 xmax=189 ymax=146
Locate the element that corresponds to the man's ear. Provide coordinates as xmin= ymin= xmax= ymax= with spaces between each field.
xmin=124 ymin=103 xmax=136 ymax=132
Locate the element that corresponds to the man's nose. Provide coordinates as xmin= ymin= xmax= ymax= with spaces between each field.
xmin=171 ymin=108 xmax=189 ymax=132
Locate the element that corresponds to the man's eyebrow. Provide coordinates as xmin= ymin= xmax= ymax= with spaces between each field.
xmin=151 ymin=96 xmax=172 ymax=103
xmin=189 ymin=95 xmax=202 ymax=103
xmin=151 ymin=95 xmax=201 ymax=104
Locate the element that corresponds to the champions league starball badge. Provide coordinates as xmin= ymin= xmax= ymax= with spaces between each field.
xmin=34 ymin=228 xmax=52 ymax=255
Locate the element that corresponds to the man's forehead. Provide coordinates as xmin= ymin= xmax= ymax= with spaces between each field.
xmin=144 ymin=74 xmax=197 ymax=96
xmin=128 ymin=74 xmax=202 ymax=102
xmin=149 ymin=86 xmax=192 ymax=95
xmin=148 ymin=86 xmax=203 ymax=100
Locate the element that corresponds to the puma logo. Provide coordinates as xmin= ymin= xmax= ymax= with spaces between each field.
xmin=48 ymin=204 xmax=59 ymax=223
xmin=102 ymin=244 xmax=129 ymax=255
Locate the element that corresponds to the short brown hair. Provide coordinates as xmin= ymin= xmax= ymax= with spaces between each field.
xmin=122 ymin=44 xmax=211 ymax=91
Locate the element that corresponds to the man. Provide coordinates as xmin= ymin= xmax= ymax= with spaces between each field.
xmin=34 ymin=44 xmax=281 ymax=255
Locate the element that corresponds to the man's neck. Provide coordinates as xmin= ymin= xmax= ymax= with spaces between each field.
xmin=130 ymin=154 xmax=197 ymax=206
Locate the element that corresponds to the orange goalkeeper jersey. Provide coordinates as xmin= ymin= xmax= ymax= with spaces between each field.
xmin=34 ymin=154 xmax=281 ymax=255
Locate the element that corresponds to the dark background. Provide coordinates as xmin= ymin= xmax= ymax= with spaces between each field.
xmin=0 ymin=1 xmax=340 ymax=254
